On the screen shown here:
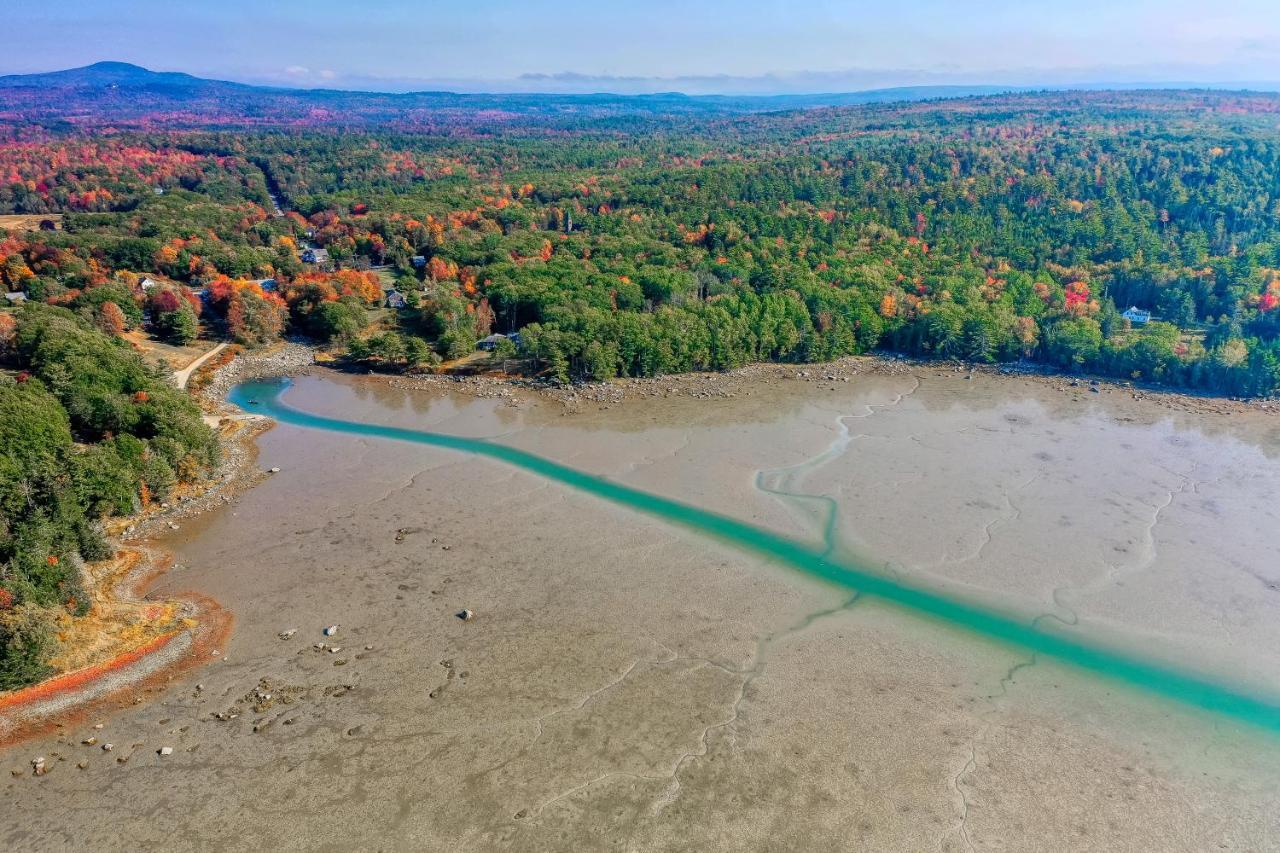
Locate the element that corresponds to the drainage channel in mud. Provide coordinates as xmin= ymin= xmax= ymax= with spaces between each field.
xmin=230 ymin=377 xmax=1280 ymax=734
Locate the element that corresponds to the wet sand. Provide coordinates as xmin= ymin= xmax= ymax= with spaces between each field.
xmin=3 ymin=366 xmax=1279 ymax=851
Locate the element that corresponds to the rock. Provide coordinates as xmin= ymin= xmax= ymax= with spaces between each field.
xmin=457 ymin=608 xmax=475 ymax=622
xmin=268 ymin=467 xmax=281 ymax=474
xmin=102 ymin=743 xmax=114 ymax=752
xmin=278 ymin=629 xmax=297 ymax=640
xmin=82 ymin=736 xmax=97 ymax=746
xmin=158 ymin=747 xmax=173 ymax=756
xmin=323 ymin=625 xmax=339 ymax=637
xmin=31 ymin=757 xmax=46 ymax=776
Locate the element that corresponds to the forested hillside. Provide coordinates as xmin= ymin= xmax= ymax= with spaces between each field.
xmin=4 ymin=89 xmax=1280 ymax=393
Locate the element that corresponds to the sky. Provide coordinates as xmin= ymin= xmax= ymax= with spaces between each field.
xmin=6 ymin=0 xmax=1280 ymax=94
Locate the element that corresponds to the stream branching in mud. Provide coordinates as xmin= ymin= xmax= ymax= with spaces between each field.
xmin=230 ymin=378 xmax=1280 ymax=734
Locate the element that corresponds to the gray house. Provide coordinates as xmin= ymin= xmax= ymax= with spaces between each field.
xmin=478 ymin=332 xmax=521 ymax=351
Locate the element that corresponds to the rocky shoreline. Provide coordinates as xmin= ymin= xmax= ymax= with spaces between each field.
xmin=119 ymin=342 xmax=319 ymax=540
xmin=191 ymin=333 xmax=1277 ymax=424
xmin=385 ymin=351 xmax=1277 ymax=420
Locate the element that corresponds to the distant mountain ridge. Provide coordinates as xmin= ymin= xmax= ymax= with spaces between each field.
xmin=0 ymin=61 xmax=1017 ymax=104
xmin=0 ymin=61 xmax=254 ymax=91
xmin=2 ymin=62 xmax=1277 ymax=130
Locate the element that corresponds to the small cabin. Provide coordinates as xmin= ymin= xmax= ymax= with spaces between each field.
xmin=411 ymin=255 xmax=427 ymax=268
xmin=1122 ymin=306 xmax=1152 ymax=326
xmin=4 ymin=291 xmax=27 ymax=304
xmin=140 ymin=276 xmax=161 ymax=292
xmin=385 ymin=290 xmax=407 ymax=310
xmin=253 ymin=278 xmax=278 ymax=293
xmin=301 ymin=247 xmax=329 ymax=265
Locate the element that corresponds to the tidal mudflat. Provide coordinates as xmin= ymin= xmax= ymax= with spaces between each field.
xmin=4 ymin=366 xmax=1279 ymax=851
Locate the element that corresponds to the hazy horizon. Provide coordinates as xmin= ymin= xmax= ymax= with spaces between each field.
xmin=6 ymin=0 xmax=1280 ymax=96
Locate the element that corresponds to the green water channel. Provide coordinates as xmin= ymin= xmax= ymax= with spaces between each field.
xmin=230 ymin=377 xmax=1280 ymax=733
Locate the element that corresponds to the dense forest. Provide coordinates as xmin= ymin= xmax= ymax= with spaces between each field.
xmin=0 ymin=305 xmax=217 ymax=685
xmin=4 ymin=85 xmax=1280 ymax=685
xmin=2 ymin=90 xmax=1280 ymax=395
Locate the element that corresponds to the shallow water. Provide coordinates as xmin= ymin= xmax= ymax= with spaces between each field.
xmin=231 ymin=376 xmax=1280 ymax=734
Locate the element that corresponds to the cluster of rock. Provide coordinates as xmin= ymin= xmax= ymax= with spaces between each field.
xmin=196 ymin=341 xmax=317 ymax=404
xmin=389 ymin=373 xmax=526 ymax=403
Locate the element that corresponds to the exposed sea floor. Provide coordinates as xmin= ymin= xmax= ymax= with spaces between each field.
xmin=4 ymin=368 xmax=1279 ymax=851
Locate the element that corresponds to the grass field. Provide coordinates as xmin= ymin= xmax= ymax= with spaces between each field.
xmin=0 ymin=213 xmax=63 ymax=231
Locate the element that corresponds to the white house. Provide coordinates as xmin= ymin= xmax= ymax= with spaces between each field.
xmin=1122 ymin=306 xmax=1152 ymax=325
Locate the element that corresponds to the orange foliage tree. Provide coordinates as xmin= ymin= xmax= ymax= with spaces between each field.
xmin=97 ymin=301 xmax=127 ymax=337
